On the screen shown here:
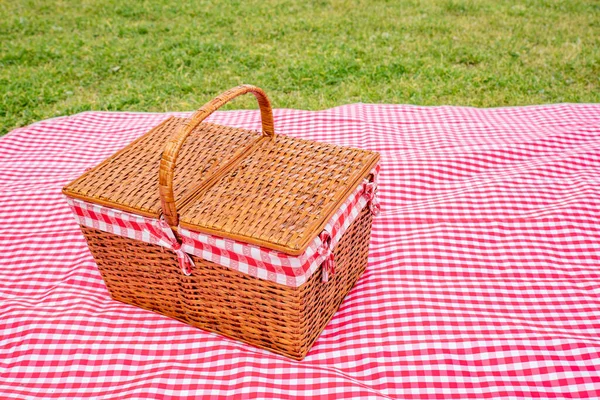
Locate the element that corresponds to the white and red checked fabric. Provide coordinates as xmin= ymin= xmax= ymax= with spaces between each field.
xmin=65 ymin=197 xmax=196 ymax=275
xmin=181 ymin=165 xmax=380 ymax=286
xmin=64 ymin=166 xmax=380 ymax=286
xmin=2 ymin=104 xmax=600 ymax=399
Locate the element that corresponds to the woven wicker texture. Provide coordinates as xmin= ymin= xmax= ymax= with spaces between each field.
xmin=179 ymin=134 xmax=378 ymax=254
xmin=64 ymin=118 xmax=260 ymax=217
xmin=158 ymin=85 xmax=275 ymax=228
xmin=64 ymin=85 xmax=378 ymax=254
xmin=79 ymin=206 xmax=373 ymax=360
xmin=63 ymin=85 xmax=379 ymax=358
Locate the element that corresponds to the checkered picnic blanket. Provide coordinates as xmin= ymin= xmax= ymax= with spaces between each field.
xmin=1 ymin=104 xmax=600 ymax=399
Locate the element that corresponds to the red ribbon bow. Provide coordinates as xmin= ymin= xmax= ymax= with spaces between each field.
xmin=364 ymin=181 xmax=381 ymax=216
xmin=171 ymin=241 xmax=194 ymax=276
xmin=156 ymin=219 xmax=195 ymax=276
xmin=319 ymin=231 xmax=335 ymax=282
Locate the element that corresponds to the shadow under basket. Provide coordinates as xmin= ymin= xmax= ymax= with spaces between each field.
xmin=80 ymin=207 xmax=373 ymax=360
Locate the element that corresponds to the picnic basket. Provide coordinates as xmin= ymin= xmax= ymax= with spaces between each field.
xmin=62 ymin=85 xmax=381 ymax=360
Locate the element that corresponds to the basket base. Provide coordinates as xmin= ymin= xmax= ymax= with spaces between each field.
xmin=80 ymin=207 xmax=373 ymax=360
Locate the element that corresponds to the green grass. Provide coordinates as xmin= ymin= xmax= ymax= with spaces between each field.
xmin=1 ymin=0 xmax=599 ymax=135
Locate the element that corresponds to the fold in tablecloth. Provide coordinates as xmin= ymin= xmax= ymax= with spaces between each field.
xmin=1 ymin=104 xmax=600 ymax=399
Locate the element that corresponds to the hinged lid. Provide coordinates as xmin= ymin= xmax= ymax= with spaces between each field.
xmin=63 ymin=85 xmax=380 ymax=256
xmin=62 ymin=117 xmax=262 ymax=218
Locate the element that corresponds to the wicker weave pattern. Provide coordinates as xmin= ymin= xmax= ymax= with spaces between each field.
xmin=64 ymin=85 xmax=378 ymax=255
xmin=179 ymin=134 xmax=378 ymax=254
xmin=63 ymin=118 xmax=260 ymax=217
xmin=79 ymin=206 xmax=372 ymax=360
xmin=63 ymin=85 xmax=379 ymax=359
xmin=159 ymin=85 xmax=275 ymax=227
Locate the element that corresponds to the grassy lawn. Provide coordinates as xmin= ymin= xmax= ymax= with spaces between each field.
xmin=1 ymin=0 xmax=599 ymax=135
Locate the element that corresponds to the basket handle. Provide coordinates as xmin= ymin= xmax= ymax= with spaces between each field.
xmin=159 ymin=84 xmax=275 ymax=227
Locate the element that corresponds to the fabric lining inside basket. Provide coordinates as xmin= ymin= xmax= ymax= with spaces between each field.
xmin=65 ymin=165 xmax=380 ymax=287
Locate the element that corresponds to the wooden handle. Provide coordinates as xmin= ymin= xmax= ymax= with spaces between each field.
xmin=159 ymin=84 xmax=274 ymax=227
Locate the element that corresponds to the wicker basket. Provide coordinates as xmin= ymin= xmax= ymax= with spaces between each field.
xmin=63 ymin=85 xmax=380 ymax=360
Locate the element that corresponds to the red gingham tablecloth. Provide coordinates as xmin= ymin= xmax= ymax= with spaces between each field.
xmin=1 ymin=104 xmax=600 ymax=399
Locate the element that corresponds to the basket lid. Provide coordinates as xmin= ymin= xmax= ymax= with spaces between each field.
xmin=63 ymin=85 xmax=380 ymax=256
xmin=177 ymin=134 xmax=379 ymax=255
xmin=62 ymin=117 xmax=262 ymax=218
